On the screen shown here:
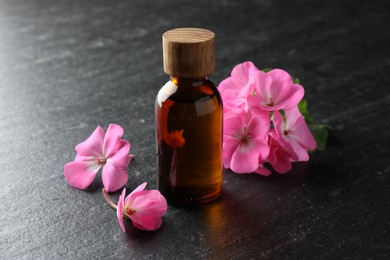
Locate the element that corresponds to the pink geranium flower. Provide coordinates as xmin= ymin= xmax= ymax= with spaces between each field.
xmin=218 ymin=61 xmax=258 ymax=111
xmin=64 ymin=124 xmax=131 ymax=192
xmin=272 ymin=107 xmax=316 ymax=161
xmin=223 ymin=109 xmax=270 ymax=174
xmin=108 ymin=183 xmax=167 ymax=232
xmin=248 ymin=69 xmax=304 ymax=112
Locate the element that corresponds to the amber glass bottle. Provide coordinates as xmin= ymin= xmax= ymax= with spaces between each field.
xmin=155 ymin=28 xmax=223 ymax=205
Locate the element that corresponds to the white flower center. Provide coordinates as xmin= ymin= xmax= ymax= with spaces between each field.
xmin=97 ymin=157 xmax=107 ymax=166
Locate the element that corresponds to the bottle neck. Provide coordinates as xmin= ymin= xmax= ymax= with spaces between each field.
xmin=170 ymin=76 xmax=208 ymax=87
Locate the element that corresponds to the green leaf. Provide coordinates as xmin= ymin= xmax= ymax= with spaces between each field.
xmin=298 ymin=99 xmax=313 ymax=124
xmin=298 ymin=99 xmax=330 ymax=150
xmin=293 ymin=78 xmax=300 ymax=84
xmin=308 ymin=124 xmax=330 ymax=151
xmin=262 ymin=68 xmax=273 ymax=73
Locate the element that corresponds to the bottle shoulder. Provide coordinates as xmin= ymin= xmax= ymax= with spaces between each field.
xmin=156 ymin=79 xmax=221 ymax=106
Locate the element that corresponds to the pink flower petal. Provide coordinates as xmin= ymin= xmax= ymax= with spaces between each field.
xmin=218 ymin=61 xmax=258 ymax=92
xmin=117 ymin=188 xmax=126 ymax=232
xmin=230 ymin=61 xmax=258 ymax=87
xmin=132 ymin=190 xmax=168 ymax=214
xmin=230 ymin=145 xmax=260 ymax=174
xmin=268 ymin=135 xmax=293 ymax=173
xmin=75 ymin=126 xmax=105 ymax=157
xmin=64 ymin=161 xmax=100 ymax=190
xmin=269 ymin=130 xmax=298 ymax=161
xmin=247 ymin=110 xmax=270 ymax=139
xmin=284 ymin=106 xmax=302 ymax=127
xmin=107 ymin=140 xmax=130 ymax=169
xmin=131 ymin=214 xmax=163 ymax=231
xmin=223 ymin=111 xmax=244 ymax=137
xmin=128 ymin=182 xmax=147 ymax=198
xmin=101 ymin=162 xmax=128 ymax=192
xmin=218 ymin=77 xmax=239 ymax=92
xmin=276 ymin=84 xmax=304 ymax=111
xmin=285 ymin=108 xmax=316 ymax=150
xmin=266 ymin=69 xmax=292 ymax=95
xmin=223 ymin=138 xmax=239 ymax=169
xmin=125 ymin=182 xmax=148 ymax=205
xmin=253 ymin=138 xmax=270 ymax=162
xmin=221 ymin=88 xmax=248 ymax=112
xmin=272 ymin=110 xmax=285 ymax=138
xmin=103 ymin=124 xmax=124 ymax=158
xmin=247 ymin=95 xmax=265 ymax=114
xmin=221 ymin=88 xmax=239 ymax=109
xmin=288 ymin=84 xmax=304 ymax=110
xmin=254 ymin=164 xmax=271 ymax=176
xmin=288 ymin=138 xmax=310 ymax=161
xmin=253 ymin=70 xmax=272 ymax=104
xmin=74 ymin=154 xmax=94 ymax=163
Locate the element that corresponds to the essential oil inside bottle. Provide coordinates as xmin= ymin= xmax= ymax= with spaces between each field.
xmin=155 ymin=28 xmax=223 ymax=205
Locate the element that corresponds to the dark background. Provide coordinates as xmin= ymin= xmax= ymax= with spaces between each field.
xmin=1 ymin=0 xmax=389 ymax=259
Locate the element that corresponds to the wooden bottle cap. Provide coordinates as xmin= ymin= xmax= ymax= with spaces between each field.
xmin=162 ymin=28 xmax=215 ymax=78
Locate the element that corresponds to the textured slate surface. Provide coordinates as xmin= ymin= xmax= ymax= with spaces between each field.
xmin=1 ymin=0 xmax=389 ymax=259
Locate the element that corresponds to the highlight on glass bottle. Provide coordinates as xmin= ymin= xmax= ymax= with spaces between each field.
xmin=155 ymin=28 xmax=223 ymax=205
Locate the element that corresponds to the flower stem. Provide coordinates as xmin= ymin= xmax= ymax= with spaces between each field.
xmin=102 ymin=188 xmax=117 ymax=210
xmin=102 ymin=188 xmax=131 ymax=219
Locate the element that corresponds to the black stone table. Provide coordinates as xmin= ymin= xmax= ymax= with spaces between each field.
xmin=1 ymin=0 xmax=389 ymax=258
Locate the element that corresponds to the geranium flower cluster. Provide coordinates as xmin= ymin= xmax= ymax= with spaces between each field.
xmin=219 ymin=62 xmax=316 ymax=175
